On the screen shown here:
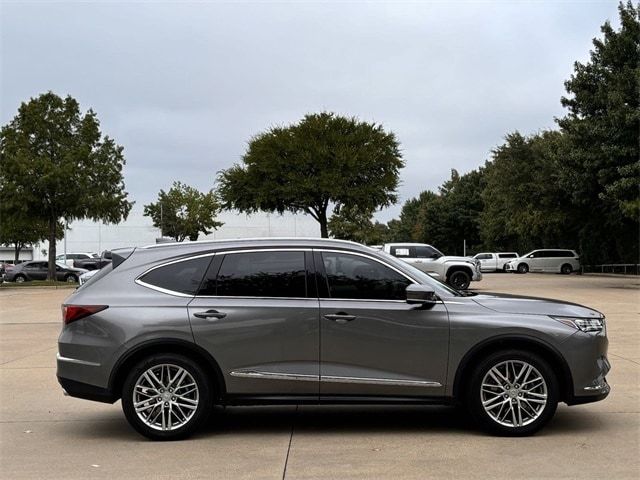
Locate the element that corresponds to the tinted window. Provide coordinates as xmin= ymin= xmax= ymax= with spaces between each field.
xmin=415 ymin=246 xmax=440 ymax=258
xmin=475 ymin=253 xmax=492 ymax=260
xmin=322 ymin=252 xmax=411 ymax=301
xmin=213 ymin=251 xmax=307 ymax=298
xmin=140 ymin=256 xmax=211 ymax=295
xmin=498 ymin=253 xmax=517 ymax=259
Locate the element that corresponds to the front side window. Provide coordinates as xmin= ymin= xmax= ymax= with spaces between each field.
xmin=475 ymin=253 xmax=492 ymax=260
xmin=139 ymin=256 xmax=212 ymax=295
xmin=415 ymin=246 xmax=441 ymax=258
xmin=213 ymin=251 xmax=307 ymax=298
xmin=322 ymin=252 xmax=411 ymax=301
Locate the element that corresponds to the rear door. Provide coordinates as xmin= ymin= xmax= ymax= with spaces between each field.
xmin=188 ymin=249 xmax=320 ymax=397
xmin=26 ymin=262 xmax=48 ymax=280
xmin=317 ymin=250 xmax=449 ymax=398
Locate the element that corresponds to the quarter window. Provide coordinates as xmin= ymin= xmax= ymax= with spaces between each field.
xmin=211 ymin=251 xmax=307 ymax=298
xmin=321 ymin=252 xmax=411 ymax=301
xmin=139 ymin=256 xmax=212 ymax=295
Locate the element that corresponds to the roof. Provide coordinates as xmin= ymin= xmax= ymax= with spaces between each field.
xmin=140 ymin=237 xmax=366 ymax=250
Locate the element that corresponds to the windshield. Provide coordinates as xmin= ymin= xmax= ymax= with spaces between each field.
xmin=376 ymin=250 xmax=466 ymax=297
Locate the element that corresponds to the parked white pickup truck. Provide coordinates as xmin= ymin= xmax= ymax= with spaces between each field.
xmin=472 ymin=252 xmax=519 ymax=272
xmin=382 ymin=243 xmax=482 ymax=290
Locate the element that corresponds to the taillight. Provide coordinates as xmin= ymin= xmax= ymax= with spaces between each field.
xmin=62 ymin=305 xmax=108 ymax=325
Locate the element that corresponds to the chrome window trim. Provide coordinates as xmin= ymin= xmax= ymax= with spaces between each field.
xmin=135 ymin=252 xmax=217 ymax=297
xmin=230 ymin=369 xmax=441 ymax=388
xmin=135 ymin=246 xmax=430 ymax=302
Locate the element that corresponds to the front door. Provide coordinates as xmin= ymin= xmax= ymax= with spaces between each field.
xmin=188 ymin=249 xmax=320 ymax=398
xmin=316 ymin=251 xmax=449 ymax=398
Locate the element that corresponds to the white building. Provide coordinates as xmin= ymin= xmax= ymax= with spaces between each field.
xmin=30 ymin=207 xmax=321 ymax=259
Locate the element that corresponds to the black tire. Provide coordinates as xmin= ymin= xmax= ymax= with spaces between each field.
xmin=517 ymin=263 xmax=529 ymax=274
xmin=560 ymin=264 xmax=572 ymax=275
xmin=122 ymin=354 xmax=212 ymax=441
xmin=447 ymin=270 xmax=471 ymax=290
xmin=466 ymin=350 xmax=559 ymax=436
xmin=65 ymin=274 xmax=78 ymax=283
xmin=14 ymin=274 xmax=27 ymax=283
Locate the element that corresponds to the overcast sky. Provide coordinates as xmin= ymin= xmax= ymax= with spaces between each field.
xmin=1 ymin=0 xmax=619 ymax=221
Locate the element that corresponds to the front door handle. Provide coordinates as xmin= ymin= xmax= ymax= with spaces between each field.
xmin=193 ymin=309 xmax=227 ymax=320
xmin=324 ymin=313 xmax=356 ymax=324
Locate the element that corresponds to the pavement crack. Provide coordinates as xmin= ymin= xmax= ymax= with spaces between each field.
xmin=282 ymin=404 xmax=298 ymax=480
xmin=608 ymin=352 xmax=640 ymax=366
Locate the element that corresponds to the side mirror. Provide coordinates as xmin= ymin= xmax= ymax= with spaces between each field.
xmin=527 ymin=254 xmax=534 ymax=258
xmin=406 ymin=284 xmax=438 ymax=307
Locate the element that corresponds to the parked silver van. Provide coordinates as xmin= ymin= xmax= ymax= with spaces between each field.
xmin=505 ymin=250 xmax=580 ymax=274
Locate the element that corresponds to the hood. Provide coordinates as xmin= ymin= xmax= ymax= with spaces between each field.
xmin=472 ymin=292 xmax=602 ymax=318
xmin=441 ymin=256 xmax=477 ymax=264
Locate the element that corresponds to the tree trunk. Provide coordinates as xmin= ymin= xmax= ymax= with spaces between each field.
xmin=318 ymin=209 xmax=328 ymax=238
xmin=48 ymin=217 xmax=57 ymax=281
xmin=13 ymin=243 xmax=22 ymax=265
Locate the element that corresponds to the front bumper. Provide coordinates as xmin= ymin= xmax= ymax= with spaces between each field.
xmin=561 ymin=329 xmax=611 ymax=405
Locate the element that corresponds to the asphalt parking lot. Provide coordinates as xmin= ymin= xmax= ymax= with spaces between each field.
xmin=0 ymin=274 xmax=638 ymax=480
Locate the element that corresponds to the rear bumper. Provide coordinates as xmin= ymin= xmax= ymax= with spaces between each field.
xmin=57 ymin=376 xmax=116 ymax=404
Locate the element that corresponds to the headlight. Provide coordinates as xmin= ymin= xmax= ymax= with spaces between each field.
xmin=552 ymin=316 xmax=605 ymax=334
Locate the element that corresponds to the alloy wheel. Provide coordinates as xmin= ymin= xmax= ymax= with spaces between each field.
xmin=480 ymin=360 xmax=547 ymax=428
xmin=133 ymin=364 xmax=200 ymax=431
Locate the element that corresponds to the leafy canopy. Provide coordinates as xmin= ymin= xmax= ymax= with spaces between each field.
xmin=144 ymin=181 xmax=223 ymax=242
xmin=217 ymin=112 xmax=404 ymax=237
xmin=0 ymin=92 xmax=132 ymax=277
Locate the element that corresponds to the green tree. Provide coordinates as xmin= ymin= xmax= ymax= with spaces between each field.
xmin=328 ymin=205 xmax=390 ymax=245
xmin=144 ymin=181 xmax=223 ymax=242
xmin=386 ymin=191 xmax=436 ymax=242
xmin=0 ymin=206 xmax=62 ymax=263
xmin=217 ymin=112 xmax=404 ymax=238
xmin=0 ymin=92 xmax=132 ymax=279
xmin=556 ymin=1 xmax=639 ymax=262
xmin=480 ymin=131 xmax=569 ymax=253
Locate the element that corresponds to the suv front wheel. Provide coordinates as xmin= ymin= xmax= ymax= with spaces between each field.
xmin=122 ymin=354 xmax=212 ymax=440
xmin=467 ymin=350 xmax=559 ymax=436
xmin=447 ymin=269 xmax=471 ymax=290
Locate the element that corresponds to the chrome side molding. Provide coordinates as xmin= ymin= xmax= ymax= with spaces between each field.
xmin=230 ymin=369 xmax=441 ymax=388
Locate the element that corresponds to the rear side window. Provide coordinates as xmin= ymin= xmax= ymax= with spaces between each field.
xmin=390 ymin=247 xmax=413 ymax=257
xmin=321 ymin=252 xmax=411 ymax=301
xmin=498 ymin=253 xmax=517 ymax=259
xmin=139 ymin=256 xmax=212 ymax=295
xmin=213 ymin=251 xmax=306 ymax=298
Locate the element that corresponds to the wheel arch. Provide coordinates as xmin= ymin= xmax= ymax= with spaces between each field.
xmin=109 ymin=339 xmax=226 ymax=402
xmin=452 ymin=335 xmax=573 ymax=403
xmin=445 ymin=265 xmax=473 ymax=280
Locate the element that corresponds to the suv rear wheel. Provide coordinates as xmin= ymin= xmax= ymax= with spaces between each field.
xmin=122 ymin=353 xmax=212 ymax=440
xmin=560 ymin=264 xmax=573 ymax=275
xmin=467 ymin=350 xmax=558 ymax=436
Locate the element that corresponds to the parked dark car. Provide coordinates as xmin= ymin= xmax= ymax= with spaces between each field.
xmin=0 ymin=261 xmax=14 ymax=277
xmin=4 ymin=261 xmax=87 ymax=283
xmin=74 ymin=251 xmax=112 ymax=271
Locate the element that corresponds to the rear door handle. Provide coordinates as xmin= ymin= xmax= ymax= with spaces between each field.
xmin=193 ymin=309 xmax=227 ymax=320
xmin=324 ymin=313 xmax=356 ymax=324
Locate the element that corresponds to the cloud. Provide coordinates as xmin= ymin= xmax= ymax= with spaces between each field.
xmin=0 ymin=0 xmax=618 ymax=222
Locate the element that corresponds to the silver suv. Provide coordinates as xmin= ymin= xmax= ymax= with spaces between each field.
xmin=57 ymin=238 xmax=609 ymax=440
